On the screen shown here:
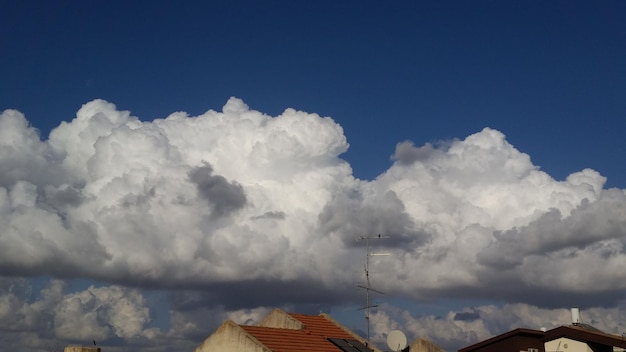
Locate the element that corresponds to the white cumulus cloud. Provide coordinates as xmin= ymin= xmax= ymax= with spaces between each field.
xmin=1 ymin=98 xmax=626 ymax=351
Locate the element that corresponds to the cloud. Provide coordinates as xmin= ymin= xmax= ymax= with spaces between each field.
xmin=54 ymin=285 xmax=157 ymax=341
xmin=0 ymin=109 xmax=65 ymax=188
xmin=478 ymin=188 xmax=626 ymax=269
xmin=357 ymin=128 xmax=625 ymax=305
xmin=1 ymin=99 xmax=625 ymax=298
xmin=0 ymin=278 xmax=161 ymax=351
xmin=1 ymin=98 xmax=626 ymax=350
xmin=390 ymin=141 xmax=438 ymax=165
xmin=188 ymin=162 xmax=247 ymax=219
xmin=0 ymin=98 xmax=353 ymax=288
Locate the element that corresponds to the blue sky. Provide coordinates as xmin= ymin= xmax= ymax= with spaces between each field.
xmin=1 ymin=1 xmax=626 ymax=352
xmin=4 ymin=1 xmax=625 ymax=185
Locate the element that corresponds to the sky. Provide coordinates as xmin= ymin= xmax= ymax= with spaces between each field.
xmin=1 ymin=1 xmax=625 ymax=351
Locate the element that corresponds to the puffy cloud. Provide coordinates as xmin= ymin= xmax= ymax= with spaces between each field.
xmin=391 ymin=141 xmax=438 ymax=165
xmin=54 ymin=285 xmax=157 ymax=341
xmin=0 ymin=279 xmax=160 ymax=351
xmin=353 ymin=129 xmax=625 ymax=305
xmin=1 ymin=98 xmax=626 ymax=351
xmin=0 ymin=98 xmax=355 ymax=288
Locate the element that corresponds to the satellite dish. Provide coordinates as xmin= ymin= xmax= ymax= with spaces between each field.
xmin=387 ymin=329 xmax=408 ymax=351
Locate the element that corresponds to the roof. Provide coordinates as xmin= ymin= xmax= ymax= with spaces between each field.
xmin=459 ymin=324 xmax=626 ymax=352
xmin=542 ymin=325 xmax=626 ymax=348
xmin=242 ymin=325 xmax=348 ymax=352
xmin=458 ymin=328 xmax=545 ymax=352
xmin=240 ymin=311 xmax=373 ymax=352
xmin=289 ymin=313 xmax=356 ymax=339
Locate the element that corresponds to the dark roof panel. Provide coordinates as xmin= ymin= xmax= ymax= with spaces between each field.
xmin=328 ymin=338 xmax=374 ymax=352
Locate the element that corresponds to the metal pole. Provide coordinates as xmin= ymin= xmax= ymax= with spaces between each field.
xmin=358 ymin=235 xmax=389 ymax=344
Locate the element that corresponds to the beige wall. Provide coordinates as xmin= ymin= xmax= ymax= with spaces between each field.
xmin=259 ymin=309 xmax=304 ymax=329
xmin=193 ymin=320 xmax=271 ymax=352
xmin=409 ymin=337 xmax=444 ymax=352
xmin=545 ymin=338 xmax=593 ymax=352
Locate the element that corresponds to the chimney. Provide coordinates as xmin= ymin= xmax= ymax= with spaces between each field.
xmin=571 ymin=308 xmax=580 ymax=325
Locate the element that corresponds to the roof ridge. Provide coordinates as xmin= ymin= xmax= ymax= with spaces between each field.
xmin=243 ymin=325 xmax=308 ymax=331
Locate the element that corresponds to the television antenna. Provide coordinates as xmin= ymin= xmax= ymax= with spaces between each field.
xmin=357 ymin=234 xmax=389 ymax=343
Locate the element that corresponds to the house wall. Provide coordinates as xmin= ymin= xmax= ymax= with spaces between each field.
xmin=258 ymin=309 xmax=304 ymax=330
xmin=193 ymin=321 xmax=271 ymax=352
xmin=462 ymin=335 xmax=545 ymax=352
xmin=545 ymin=338 xmax=592 ymax=352
xmin=409 ymin=337 xmax=444 ymax=352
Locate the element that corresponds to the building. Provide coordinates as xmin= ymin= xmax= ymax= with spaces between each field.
xmin=457 ymin=328 xmax=546 ymax=352
xmin=459 ymin=321 xmax=626 ymax=352
xmin=408 ymin=337 xmax=446 ymax=352
xmin=543 ymin=325 xmax=626 ymax=352
xmin=194 ymin=308 xmax=447 ymax=352
xmin=194 ymin=308 xmax=382 ymax=352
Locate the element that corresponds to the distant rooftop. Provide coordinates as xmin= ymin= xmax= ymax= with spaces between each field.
xmin=194 ymin=308 xmax=378 ymax=352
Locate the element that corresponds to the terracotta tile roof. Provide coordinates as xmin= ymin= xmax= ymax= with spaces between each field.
xmin=289 ymin=313 xmax=355 ymax=339
xmin=242 ymin=325 xmax=345 ymax=352
xmin=240 ymin=313 xmax=358 ymax=352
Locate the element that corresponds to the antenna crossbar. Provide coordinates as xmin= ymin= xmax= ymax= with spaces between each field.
xmin=357 ymin=284 xmax=384 ymax=295
xmin=357 ymin=234 xmax=390 ymax=344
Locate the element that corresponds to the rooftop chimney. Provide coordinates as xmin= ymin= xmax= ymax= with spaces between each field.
xmin=571 ymin=308 xmax=580 ymax=325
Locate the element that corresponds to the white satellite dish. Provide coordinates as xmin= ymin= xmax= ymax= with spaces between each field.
xmin=387 ymin=329 xmax=408 ymax=351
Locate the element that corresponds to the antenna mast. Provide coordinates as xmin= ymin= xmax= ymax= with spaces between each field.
xmin=358 ymin=234 xmax=389 ymax=344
